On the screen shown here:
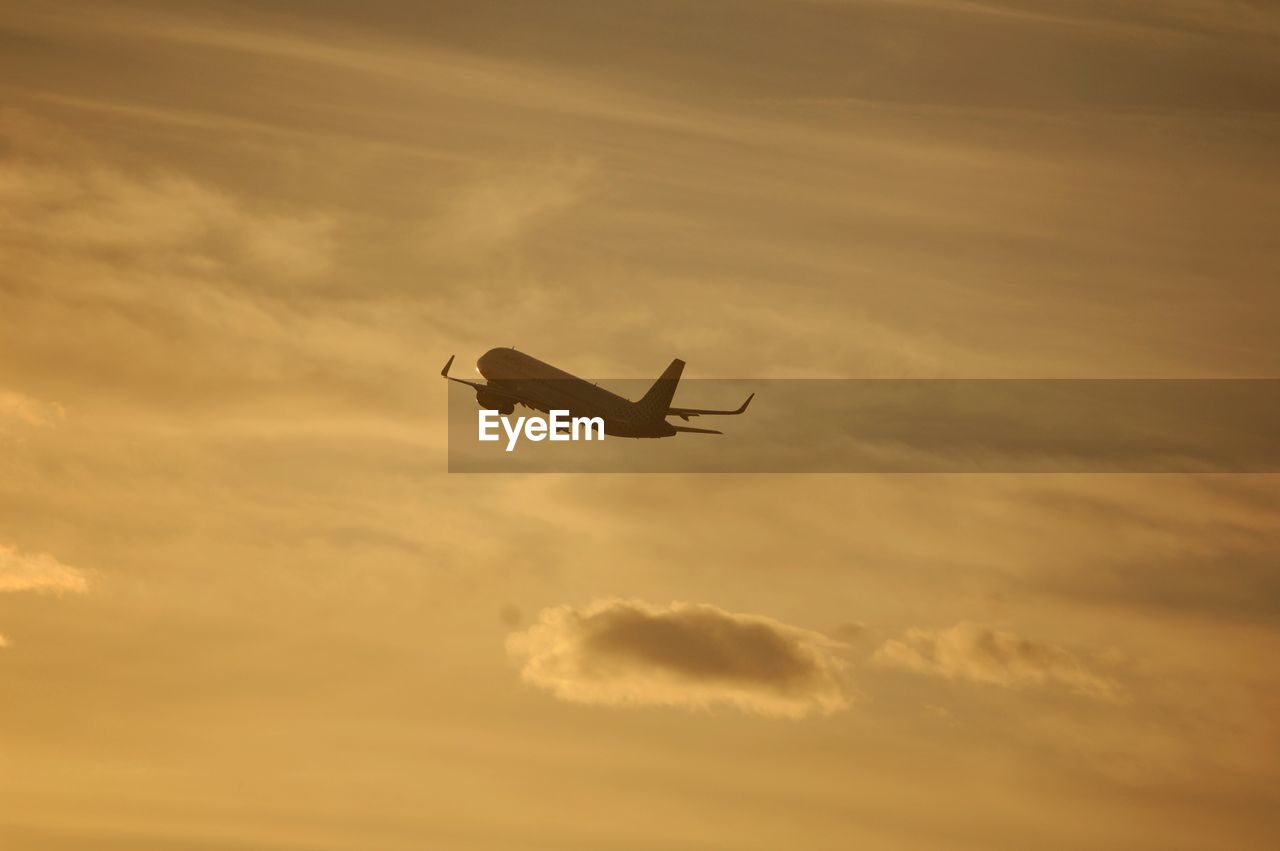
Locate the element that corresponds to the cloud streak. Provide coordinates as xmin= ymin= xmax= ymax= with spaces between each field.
xmin=0 ymin=543 xmax=89 ymax=595
xmin=507 ymin=599 xmax=849 ymax=718
xmin=873 ymin=621 xmax=1124 ymax=702
xmin=0 ymin=390 xmax=63 ymax=429
xmin=0 ymin=155 xmax=335 ymax=281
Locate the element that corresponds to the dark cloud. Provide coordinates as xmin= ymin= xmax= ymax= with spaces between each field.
xmin=873 ymin=621 xmax=1124 ymax=702
xmin=831 ymin=621 xmax=870 ymax=643
xmin=507 ymin=599 xmax=849 ymax=717
xmin=498 ymin=604 xmax=522 ymax=627
xmin=1014 ymin=480 xmax=1280 ymax=626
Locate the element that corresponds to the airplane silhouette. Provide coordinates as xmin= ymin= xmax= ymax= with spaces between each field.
xmin=442 ymin=348 xmax=753 ymax=438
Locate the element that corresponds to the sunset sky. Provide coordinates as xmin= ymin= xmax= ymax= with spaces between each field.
xmin=2 ymin=2 xmax=1279 ymax=848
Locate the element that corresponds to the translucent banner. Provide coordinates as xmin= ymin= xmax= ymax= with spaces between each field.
xmin=447 ymin=379 xmax=1280 ymax=473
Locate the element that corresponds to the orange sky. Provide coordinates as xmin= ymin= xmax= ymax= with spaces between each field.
xmin=1 ymin=2 xmax=1278 ymax=849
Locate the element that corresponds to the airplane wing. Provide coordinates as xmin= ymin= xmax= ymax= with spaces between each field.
xmin=671 ymin=424 xmax=724 ymax=434
xmin=440 ymin=355 xmax=532 ymax=407
xmin=441 ymin=355 xmax=484 ymax=390
xmin=668 ymin=393 xmax=754 ymax=420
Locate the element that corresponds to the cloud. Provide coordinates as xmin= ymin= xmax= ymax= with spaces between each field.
xmin=831 ymin=621 xmax=870 ymax=643
xmin=0 ymin=148 xmax=335 ymax=283
xmin=507 ymin=599 xmax=849 ymax=718
xmin=0 ymin=544 xmax=89 ymax=595
xmin=0 ymin=391 xmax=63 ymax=428
xmin=872 ymin=621 xmax=1124 ymax=702
xmin=424 ymin=159 xmax=595 ymax=260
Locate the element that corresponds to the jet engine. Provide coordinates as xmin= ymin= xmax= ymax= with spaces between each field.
xmin=476 ymin=390 xmax=514 ymax=416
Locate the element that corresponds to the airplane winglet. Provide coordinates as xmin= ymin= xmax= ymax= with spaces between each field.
xmin=441 ymin=355 xmax=455 ymax=378
xmin=667 ymin=391 xmax=755 ymax=418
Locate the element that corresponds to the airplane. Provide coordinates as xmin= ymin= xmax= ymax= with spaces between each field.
xmin=441 ymin=347 xmax=753 ymax=438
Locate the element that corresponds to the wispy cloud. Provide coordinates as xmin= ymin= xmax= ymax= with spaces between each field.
xmin=508 ymin=599 xmax=849 ymax=718
xmin=0 ymin=390 xmax=64 ymax=428
xmin=0 ymin=157 xmax=335 ymax=281
xmin=0 ymin=543 xmax=88 ymax=595
xmin=423 ymin=158 xmax=595 ymax=259
xmin=873 ymin=621 xmax=1124 ymax=702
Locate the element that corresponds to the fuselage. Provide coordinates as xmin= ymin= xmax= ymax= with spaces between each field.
xmin=476 ymin=348 xmax=676 ymax=438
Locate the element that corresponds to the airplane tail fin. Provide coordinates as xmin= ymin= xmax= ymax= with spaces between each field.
xmin=636 ymin=358 xmax=684 ymax=421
